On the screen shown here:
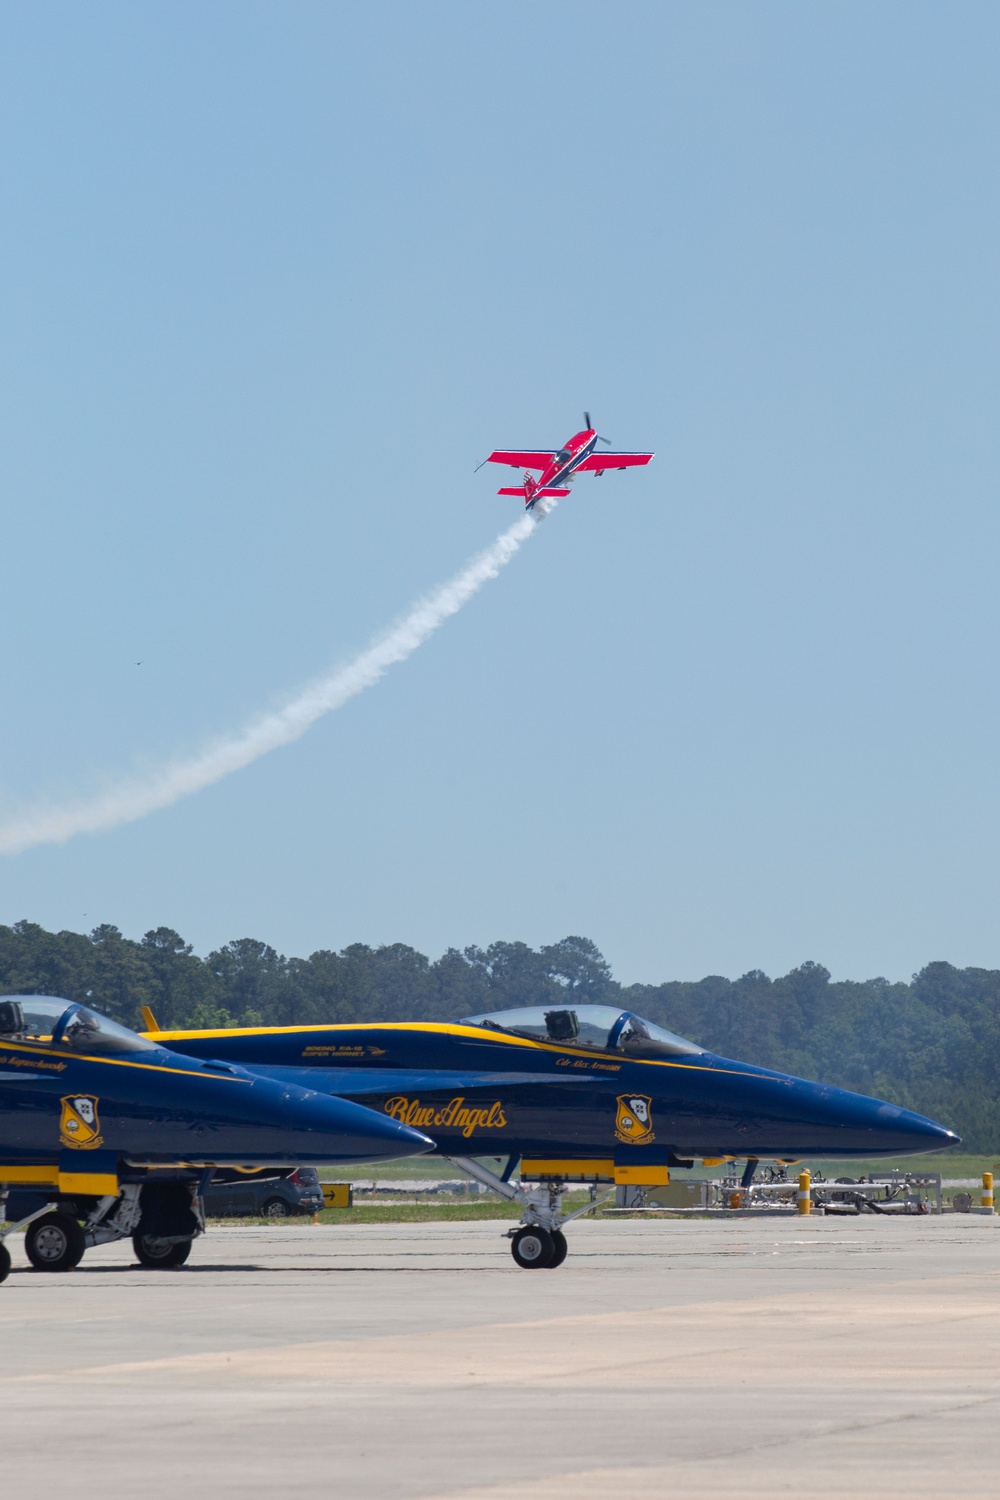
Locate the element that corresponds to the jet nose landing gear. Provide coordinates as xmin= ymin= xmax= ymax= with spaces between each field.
xmin=511 ymin=1226 xmax=552 ymax=1267
xmin=510 ymin=1226 xmax=569 ymax=1269
xmin=449 ymin=1157 xmax=606 ymax=1270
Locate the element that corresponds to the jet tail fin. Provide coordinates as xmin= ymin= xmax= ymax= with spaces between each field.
xmin=140 ymin=1005 xmax=161 ymax=1033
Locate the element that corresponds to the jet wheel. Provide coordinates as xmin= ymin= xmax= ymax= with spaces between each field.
xmin=511 ymin=1226 xmax=555 ymax=1269
xmin=0 ymin=1242 xmax=11 ymax=1283
xmin=548 ymin=1229 xmax=568 ymax=1268
xmin=25 ymin=1212 xmax=86 ymax=1272
xmin=132 ymin=1234 xmax=192 ymax=1269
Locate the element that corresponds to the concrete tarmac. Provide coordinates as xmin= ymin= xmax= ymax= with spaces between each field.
xmin=2 ymin=1215 xmax=998 ymax=1498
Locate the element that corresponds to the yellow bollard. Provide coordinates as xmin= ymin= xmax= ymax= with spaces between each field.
xmin=982 ymin=1172 xmax=994 ymax=1213
xmin=797 ymin=1169 xmax=811 ymax=1216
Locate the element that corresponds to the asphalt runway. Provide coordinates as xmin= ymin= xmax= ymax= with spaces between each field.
xmin=2 ymin=1215 xmax=998 ymax=1498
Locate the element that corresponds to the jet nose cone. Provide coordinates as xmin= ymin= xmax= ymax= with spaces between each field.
xmin=872 ymin=1101 xmax=961 ymax=1152
xmin=815 ymin=1086 xmax=961 ymax=1157
xmin=716 ymin=1060 xmax=962 ymax=1160
xmin=264 ymin=1082 xmax=435 ymax=1163
xmin=190 ymin=1072 xmax=437 ymax=1165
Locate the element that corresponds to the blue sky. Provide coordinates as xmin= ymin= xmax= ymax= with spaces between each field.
xmin=2 ymin=2 xmax=999 ymax=983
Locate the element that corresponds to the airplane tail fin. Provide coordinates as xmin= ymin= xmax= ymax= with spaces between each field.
xmin=140 ymin=1005 xmax=161 ymax=1033
xmin=496 ymin=473 xmax=569 ymax=509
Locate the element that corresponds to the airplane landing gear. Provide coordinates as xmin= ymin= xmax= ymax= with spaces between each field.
xmin=132 ymin=1234 xmax=193 ymax=1269
xmin=449 ymin=1157 xmax=611 ymax=1270
xmin=0 ymin=1180 xmax=206 ymax=1283
xmin=511 ymin=1226 xmax=554 ymax=1268
xmin=25 ymin=1212 xmax=86 ymax=1272
xmin=129 ymin=1181 xmax=203 ymax=1269
xmin=509 ymin=1226 xmax=569 ymax=1269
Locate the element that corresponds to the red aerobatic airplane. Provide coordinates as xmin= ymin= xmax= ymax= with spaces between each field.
xmin=478 ymin=413 xmax=654 ymax=510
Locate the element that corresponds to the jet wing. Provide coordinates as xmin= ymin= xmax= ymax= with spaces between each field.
xmin=485 ymin=450 xmax=557 ymax=470
xmin=575 ymin=451 xmax=654 ymax=472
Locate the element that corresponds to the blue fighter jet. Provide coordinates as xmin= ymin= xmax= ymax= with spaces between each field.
xmin=0 ymin=995 xmax=432 ymax=1282
xmin=150 ymin=1000 xmax=960 ymax=1269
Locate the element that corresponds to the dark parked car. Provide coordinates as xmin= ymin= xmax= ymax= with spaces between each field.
xmin=203 ymin=1167 xmax=325 ymax=1219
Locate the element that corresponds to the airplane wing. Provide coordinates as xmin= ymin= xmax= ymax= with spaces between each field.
xmin=575 ymin=451 xmax=654 ymax=472
xmin=484 ymin=450 xmax=557 ymax=470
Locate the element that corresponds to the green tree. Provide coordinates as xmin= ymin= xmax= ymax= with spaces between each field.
xmin=140 ymin=927 xmax=221 ymax=1030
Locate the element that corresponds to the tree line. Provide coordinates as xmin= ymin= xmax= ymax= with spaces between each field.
xmin=1 ymin=921 xmax=996 ymax=1150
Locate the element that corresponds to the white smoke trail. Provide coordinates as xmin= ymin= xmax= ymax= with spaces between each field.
xmin=0 ymin=502 xmax=554 ymax=855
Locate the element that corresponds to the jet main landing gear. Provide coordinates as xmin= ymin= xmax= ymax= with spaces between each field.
xmin=0 ymin=1198 xmax=90 ymax=1279
xmin=25 ymin=1212 xmax=86 ymax=1272
xmin=0 ymin=1180 xmax=204 ymax=1281
xmin=132 ymin=1234 xmax=193 ymax=1268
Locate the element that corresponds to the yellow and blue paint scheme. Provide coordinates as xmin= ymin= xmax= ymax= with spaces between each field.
xmin=149 ymin=1001 xmax=960 ymax=1169
xmin=0 ymin=995 xmax=434 ymax=1228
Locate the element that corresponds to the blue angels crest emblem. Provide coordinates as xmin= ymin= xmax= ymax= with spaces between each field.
xmin=615 ymin=1094 xmax=654 ymax=1145
xmin=59 ymin=1094 xmax=103 ymax=1150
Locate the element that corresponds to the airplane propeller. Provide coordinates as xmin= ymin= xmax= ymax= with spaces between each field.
xmin=584 ymin=412 xmax=611 ymax=445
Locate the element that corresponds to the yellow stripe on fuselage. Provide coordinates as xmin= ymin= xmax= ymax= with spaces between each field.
xmin=149 ymin=1020 xmax=759 ymax=1079
xmin=0 ymin=1165 xmax=60 ymax=1184
xmin=521 ymin=1159 xmax=615 ymax=1178
xmin=58 ymin=1171 xmax=119 ymax=1195
xmin=0 ymin=1039 xmax=251 ymax=1082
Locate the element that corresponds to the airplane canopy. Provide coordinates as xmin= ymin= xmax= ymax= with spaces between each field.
xmin=458 ymin=1003 xmax=703 ymax=1058
xmin=0 ymin=994 xmax=157 ymax=1054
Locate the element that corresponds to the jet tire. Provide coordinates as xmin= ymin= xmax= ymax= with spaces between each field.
xmin=25 ymin=1212 xmax=86 ymax=1272
xmin=511 ymin=1226 xmax=555 ymax=1269
xmin=0 ymin=1242 xmax=11 ymax=1283
xmin=547 ymin=1229 xmax=568 ymax=1268
xmin=132 ymin=1234 xmax=192 ymax=1269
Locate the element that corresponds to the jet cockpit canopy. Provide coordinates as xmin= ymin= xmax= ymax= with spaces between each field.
xmin=458 ymin=1002 xmax=703 ymax=1058
xmin=0 ymin=995 xmax=157 ymax=1054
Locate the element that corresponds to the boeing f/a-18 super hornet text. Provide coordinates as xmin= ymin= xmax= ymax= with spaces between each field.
xmin=150 ymin=1001 xmax=959 ymax=1270
xmin=477 ymin=413 xmax=654 ymax=509
xmin=0 ymin=995 xmax=432 ymax=1284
